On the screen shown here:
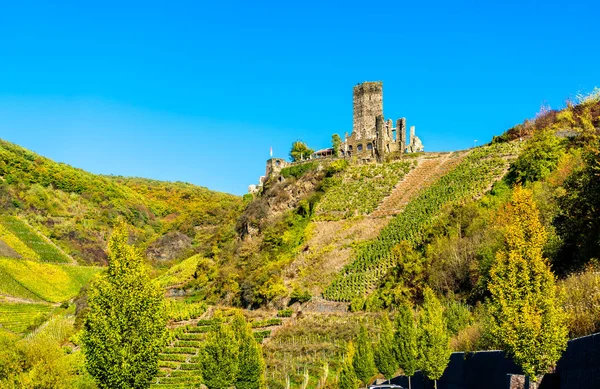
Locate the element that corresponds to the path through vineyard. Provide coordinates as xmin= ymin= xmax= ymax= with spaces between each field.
xmin=285 ymin=152 xmax=470 ymax=302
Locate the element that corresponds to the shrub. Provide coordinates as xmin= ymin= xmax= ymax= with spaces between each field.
xmin=280 ymin=162 xmax=317 ymax=179
xmin=277 ymin=309 xmax=293 ymax=318
xmin=561 ymin=266 xmax=600 ymax=337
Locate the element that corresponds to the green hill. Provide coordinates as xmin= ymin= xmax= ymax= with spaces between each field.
xmin=0 ymin=139 xmax=244 ymax=265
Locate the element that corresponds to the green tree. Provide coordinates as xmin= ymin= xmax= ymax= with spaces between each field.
xmin=290 ymin=141 xmax=314 ymax=162
xmin=231 ymin=312 xmax=266 ymax=389
xmin=332 ymin=134 xmax=342 ymax=157
xmin=338 ymin=342 xmax=358 ymax=389
xmin=394 ymin=303 xmax=418 ymax=389
xmin=554 ymin=138 xmax=600 ymax=274
xmin=488 ymin=186 xmax=568 ymax=381
xmin=200 ymin=318 xmax=240 ymax=389
xmin=353 ymin=324 xmax=376 ymax=386
xmin=82 ymin=223 xmax=167 ymax=389
xmin=418 ymin=288 xmax=451 ymax=389
xmin=375 ymin=315 xmax=398 ymax=381
xmin=506 ymin=129 xmax=565 ymax=185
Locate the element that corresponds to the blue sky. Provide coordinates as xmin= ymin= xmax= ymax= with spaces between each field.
xmin=0 ymin=0 xmax=598 ymax=195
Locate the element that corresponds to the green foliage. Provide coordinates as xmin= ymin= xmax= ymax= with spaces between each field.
xmin=0 ymin=258 xmax=101 ymax=303
xmin=0 ymin=216 xmax=72 ymax=263
xmin=0 ymin=301 xmax=53 ymax=333
xmin=561 ymin=266 xmax=600 ymax=338
xmin=353 ymin=324 xmax=376 ymax=386
xmin=289 ymin=288 xmax=312 ymax=304
xmin=374 ymin=315 xmax=397 ymax=379
xmin=280 ymin=162 xmax=317 ymax=179
xmin=394 ymin=303 xmax=418 ymax=378
xmin=507 ymin=129 xmax=565 ymax=185
xmin=554 ymin=139 xmax=600 ymax=273
xmin=289 ymin=141 xmax=314 ymax=162
xmin=165 ymin=300 xmax=207 ymax=321
xmin=82 ymin=223 xmax=167 ymax=389
xmin=443 ymin=300 xmax=472 ymax=335
xmin=200 ymin=320 xmax=239 ymax=389
xmin=331 ymin=134 xmax=342 ymax=157
xmin=487 ymin=187 xmax=568 ymax=380
xmin=277 ymin=309 xmax=293 ymax=318
xmin=324 ymin=142 xmax=520 ymax=301
xmin=316 ymin=161 xmax=414 ymax=220
xmin=0 ymin=317 xmax=94 ymax=388
xmin=0 ymin=138 xmax=243 ymax=265
xmin=338 ymin=342 xmax=358 ymax=389
xmin=418 ymin=288 xmax=451 ymax=382
xmin=232 ymin=312 xmax=267 ymax=389
xmin=325 ymin=159 xmax=349 ymax=176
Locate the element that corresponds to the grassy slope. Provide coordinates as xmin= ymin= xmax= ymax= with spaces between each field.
xmin=0 ymin=258 xmax=101 ymax=303
xmin=0 ymin=138 xmax=244 ymax=265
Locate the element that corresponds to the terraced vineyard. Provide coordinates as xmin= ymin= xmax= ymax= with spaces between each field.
xmin=314 ymin=160 xmax=416 ymax=220
xmin=0 ymin=257 xmax=102 ymax=302
xmin=152 ymin=315 xmax=281 ymax=388
xmin=0 ymin=300 xmax=53 ymax=333
xmin=0 ymin=216 xmax=72 ymax=263
xmin=323 ymin=142 xmax=520 ymax=301
xmin=263 ymin=313 xmax=383 ymax=389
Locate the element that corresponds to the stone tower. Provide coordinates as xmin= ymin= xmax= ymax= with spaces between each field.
xmin=352 ymin=82 xmax=383 ymax=140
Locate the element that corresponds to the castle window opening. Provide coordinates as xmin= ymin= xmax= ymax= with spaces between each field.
xmin=357 ymin=144 xmax=363 ymax=151
xmin=367 ymin=143 xmax=373 ymax=150
xmin=276 ymin=160 xmax=281 ymax=166
xmin=349 ymin=145 xmax=353 ymax=151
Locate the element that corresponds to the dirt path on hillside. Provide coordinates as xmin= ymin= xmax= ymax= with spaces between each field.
xmin=372 ymin=151 xmax=467 ymax=217
xmin=284 ymin=152 xmax=471 ymax=303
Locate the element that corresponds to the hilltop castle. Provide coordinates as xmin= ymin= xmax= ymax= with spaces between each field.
xmin=340 ymin=81 xmax=423 ymax=161
xmin=249 ymin=82 xmax=424 ymax=192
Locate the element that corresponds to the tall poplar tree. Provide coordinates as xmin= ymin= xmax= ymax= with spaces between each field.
xmin=375 ymin=315 xmax=398 ymax=381
xmin=394 ymin=303 xmax=418 ymax=389
xmin=488 ymin=186 xmax=568 ymax=381
xmin=82 ymin=223 xmax=167 ymax=389
xmin=418 ymin=288 xmax=451 ymax=389
xmin=200 ymin=318 xmax=240 ymax=389
xmin=339 ymin=341 xmax=358 ymax=389
xmin=232 ymin=312 xmax=266 ymax=389
xmin=353 ymin=323 xmax=377 ymax=386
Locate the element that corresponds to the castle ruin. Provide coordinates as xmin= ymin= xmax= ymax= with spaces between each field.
xmin=341 ymin=81 xmax=423 ymax=162
xmin=249 ymin=81 xmax=424 ymax=192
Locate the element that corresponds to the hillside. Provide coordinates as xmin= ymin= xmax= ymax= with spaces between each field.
xmin=0 ymin=139 xmax=244 ymax=265
xmin=1 ymin=92 xmax=599 ymax=389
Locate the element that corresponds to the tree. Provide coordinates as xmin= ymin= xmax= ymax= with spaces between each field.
xmin=488 ymin=186 xmax=568 ymax=381
xmin=338 ymin=342 xmax=358 ymax=389
xmin=418 ymin=288 xmax=451 ymax=389
xmin=232 ymin=312 xmax=266 ymax=389
xmin=332 ymin=134 xmax=342 ymax=157
xmin=353 ymin=323 xmax=376 ymax=386
xmin=554 ymin=138 xmax=600 ymax=274
xmin=375 ymin=315 xmax=398 ymax=381
xmin=394 ymin=303 xmax=418 ymax=389
xmin=290 ymin=141 xmax=314 ymax=162
xmin=506 ymin=129 xmax=565 ymax=185
xmin=82 ymin=223 xmax=167 ymax=389
xmin=200 ymin=318 xmax=240 ymax=389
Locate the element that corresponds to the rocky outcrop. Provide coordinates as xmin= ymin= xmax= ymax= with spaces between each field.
xmin=146 ymin=231 xmax=192 ymax=262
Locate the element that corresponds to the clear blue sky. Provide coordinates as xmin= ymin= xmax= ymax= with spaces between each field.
xmin=1 ymin=0 xmax=598 ymax=195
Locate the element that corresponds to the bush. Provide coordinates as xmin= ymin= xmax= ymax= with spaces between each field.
xmin=277 ymin=309 xmax=293 ymax=318
xmin=289 ymin=288 xmax=311 ymax=304
xmin=280 ymin=162 xmax=317 ymax=179
xmin=506 ymin=129 xmax=565 ymax=185
xmin=326 ymin=159 xmax=349 ymax=176
xmin=561 ymin=267 xmax=600 ymax=337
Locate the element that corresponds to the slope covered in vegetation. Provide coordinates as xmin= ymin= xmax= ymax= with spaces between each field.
xmin=0 ymin=139 xmax=244 ymax=265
